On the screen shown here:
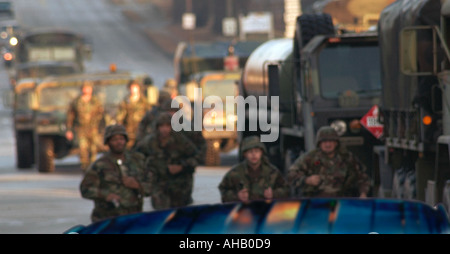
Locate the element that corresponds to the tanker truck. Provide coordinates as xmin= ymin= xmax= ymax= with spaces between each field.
xmin=239 ymin=13 xmax=383 ymax=184
xmin=374 ymin=0 xmax=450 ymax=211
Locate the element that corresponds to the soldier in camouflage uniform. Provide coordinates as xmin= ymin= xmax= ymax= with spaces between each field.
xmin=287 ymin=126 xmax=370 ymax=198
xmin=66 ymin=80 xmax=104 ymax=171
xmin=134 ymin=112 xmax=199 ymax=210
xmin=80 ymin=124 xmax=148 ymax=222
xmin=218 ymin=136 xmax=289 ymax=203
xmin=136 ymin=92 xmax=207 ymax=165
xmin=116 ymin=80 xmax=151 ymax=149
xmin=136 ymin=90 xmax=171 ymax=141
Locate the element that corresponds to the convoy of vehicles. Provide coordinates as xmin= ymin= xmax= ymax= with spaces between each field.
xmin=239 ymin=13 xmax=382 ymax=181
xmin=373 ymin=0 xmax=450 ymax=212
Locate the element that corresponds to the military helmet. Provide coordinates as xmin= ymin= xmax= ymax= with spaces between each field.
xmin=104 ymin=124 xmax=128 ymax=144
xmin=240 ymin=135 xmax=267 ymax=154
xmin=164 ymin=78 xmax=177 ymax=88
xmin=155 ymin=112 xmax=173 ymax=127
xmin=158 ymin=90 xmax=172 ymax=105
xmin=315 ymin=126 xmax=339 ymax=147
xmin=160 ymin=99 xmax=176 ymax=112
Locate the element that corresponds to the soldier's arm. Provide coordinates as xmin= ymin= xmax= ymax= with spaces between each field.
xmin=132 ymin=152 xmax=152 ymax=197
xmin=66 ymin=100 xmax=76 ymax=130
xmin=179 ymin=134 xmax=199 ymax=173
xmin=271 ymin=171 xmax=290 ymax=199
xmin=287 ymin=155 xmax=308 ymax=189
xmin=218 ymin=172 xmax=240 ymax=203
xmin=79 ymin=164 xmax=107 ymax=201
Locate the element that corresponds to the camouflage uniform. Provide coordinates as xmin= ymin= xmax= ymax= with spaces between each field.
xmin=134 ymin=113 xmax=199 ymax=210
xmin=66 ymin=88 xmax=104 ymax=170
xmin=137 ymin=93 xmax=207 ymax=165
xmin=79 ymin=125 xmax=148 ymax=222
xmin=218 ymin=136 xmax=290 ymax=203
xmin=287 ymin=126 xmax=371 ymax=198
xmin=116 ymin=92 xmax=151 ymax=149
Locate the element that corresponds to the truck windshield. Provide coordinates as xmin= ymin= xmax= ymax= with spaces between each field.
xmin=16 ymin=32 xmax=83 ymax=63
xmin=39 ymin=86 xmax=79 ymax=110
xmin=95 ymin=83 xmax=128 ymax=106
xmin=16 ymin=65 xmax=77 ymax=80
xmin=318 ymin=42 xmax=381 ymax=99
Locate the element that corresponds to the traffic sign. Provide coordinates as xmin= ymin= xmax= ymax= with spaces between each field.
xmin=222 ymin=17 xmax=237 ymax=37
xmin=360 ymin=105 xmax=383 ymax=139
xmin=182 ymin=13 xmax=196 ymax=30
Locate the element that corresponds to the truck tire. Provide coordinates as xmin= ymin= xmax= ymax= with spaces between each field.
xmin=294 ymin=13 xmax=335 ymax=52
xmin=37 ymin=136 xmax=55 ymax=173
xmin=293 ymin=13 xmax=335 ymax=92
xmin=16 ymin=131 xmax=34 ymax=169
xmin=205 ymin=139 xmax=220 ymax=166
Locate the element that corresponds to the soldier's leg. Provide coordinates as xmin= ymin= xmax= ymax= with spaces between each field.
xmin=89 ymin=134 xmax=99 ymax=164
xmin=169 ymin=176 xmax=194 ymax=208
xmin=151 ymin=187 xmax=171 ymax=210
xmin=78 ymin=135 xmax=90 ymax=171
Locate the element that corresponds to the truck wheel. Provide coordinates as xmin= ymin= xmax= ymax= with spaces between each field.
xmin=295 ymin=13 xmax=335 ymax=50
xmin=205 ymin=140 xmax=220 ymax=166
xmin=37 ymin=136 xmax=55 ymax=173
xmin=16 ymin=131 xmax=34 ymax=169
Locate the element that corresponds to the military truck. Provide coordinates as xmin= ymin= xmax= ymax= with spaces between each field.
xmin=373 ymin=0 xmax=450 ymax=212
xmin=174 ymin=40 xmax=263 ymax=166
xmin=184 ymin=70 xmax=241 ymax=166
xmin=239 ymin=13 xmax=382 ymax=181
xmin=30 ymin=70 xmax=155 ymax=172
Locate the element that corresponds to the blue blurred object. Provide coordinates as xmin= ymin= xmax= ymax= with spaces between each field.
xmin=64 ymin=198 xmax=450 ymax=234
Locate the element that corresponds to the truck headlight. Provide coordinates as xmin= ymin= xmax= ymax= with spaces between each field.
xmin=331 ymin=120 xmax=347 ymax=136
xmin=9 ymin=37 xmax=18 ymax=46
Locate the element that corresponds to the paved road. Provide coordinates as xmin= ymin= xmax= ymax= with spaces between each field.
xmin=0 ymin=0 xmax=236 ymax=234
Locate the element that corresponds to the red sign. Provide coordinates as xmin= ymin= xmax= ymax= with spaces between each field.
xmin=360 ymin=105 xmax=383 ymax=139
xmin=224 ymin=55 xmax=239 ymax=71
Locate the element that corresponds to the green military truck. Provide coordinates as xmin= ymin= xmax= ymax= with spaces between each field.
xmin=373 ymin=0 xmax=450 ymax=212
xmin=30 ymin=70 xmax=155 ymax=172
xmin=240 ymin=13 xmax=383 ymax=181
xmin=174 ymin=40 xmax=263 ymax=166
xmin=186 ymin=70 xmax=241 ymax=166
xmin=9 ymin=28 xmax=92 ymax=170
